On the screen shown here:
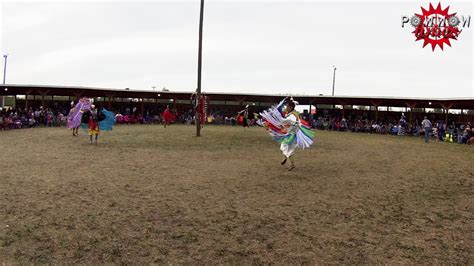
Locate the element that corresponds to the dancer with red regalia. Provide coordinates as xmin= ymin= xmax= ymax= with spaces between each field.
xmin=191 ymin=93 xmax=208 ymax=127
xmin=162 ymin=105 xmax=175 ymax=128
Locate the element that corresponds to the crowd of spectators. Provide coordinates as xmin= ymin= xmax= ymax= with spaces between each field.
xmin=1 ymin=105 xmax=473 ymax=145
xmin=0 ymin=107 xmax=68 ymax=129
xmin=309 ymin=114 xmax=473 ymax=145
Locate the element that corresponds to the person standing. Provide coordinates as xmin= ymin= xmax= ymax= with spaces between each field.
xmin=34 ymin=108 xmax=40 ymax=126
xmin=82 ymin=104 xmax=100 ymax=144
xmin=237 ymin=105 xmax=249 ymax=127
xmin=437 ymin=121 xmax=446 ymax=141
xmin=421 ymin=116 xmax=432 ymax=143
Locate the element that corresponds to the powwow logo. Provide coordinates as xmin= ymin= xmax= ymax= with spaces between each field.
xmin=402 ymin=3 xmax=471 ymax=51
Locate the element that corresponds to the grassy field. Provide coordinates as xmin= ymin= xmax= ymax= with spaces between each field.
xmin=0 ymin=125 xmax=472 ymax=264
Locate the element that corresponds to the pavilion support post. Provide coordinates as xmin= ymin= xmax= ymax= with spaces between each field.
xmin=73 ymin=91 xmax=83 ymax=102
xmin=441 ymin=103 xmax=453 ymax=126
xmin=371 ymin=101 xmax=382 ymax=122
xmin=25 ymin=91 xmax=31 ymax=111
xmin=445 ymin=109 xmax=449 ymax=126
xmin=105 ymin=93 xmax=114 ymax=109
xmin=338 ymin=102 xmax=346 ymax=118
xmin=141 ymin=100 xmax=144 ymax=117
xmin=406 ymin=103 xmax=416 ymax=125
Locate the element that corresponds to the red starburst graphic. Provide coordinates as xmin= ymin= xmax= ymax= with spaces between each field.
xmin=412 ymin=3 xmax=461 ymax=51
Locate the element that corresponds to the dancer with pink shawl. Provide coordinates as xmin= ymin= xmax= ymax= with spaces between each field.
xmin=67 ymin=98 xmax=91 ymax=136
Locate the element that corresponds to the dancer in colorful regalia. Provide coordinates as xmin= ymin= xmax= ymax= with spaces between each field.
xmin=237 ymin=105 xmax=250 ymax=127
xmin=67 ymin=98 xmax=91 ymax=136
xmin=191 ymin=93 xmax=208 ymax=127
xmin=81 ymin=104 xmax=116 ymax=145
xmin=162 ymin=105 xmax=175 ymax=128
xmin=260 ymin=97 xmax=314 ymax=171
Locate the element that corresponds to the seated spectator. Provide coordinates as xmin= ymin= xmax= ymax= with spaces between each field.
xmin=28 ymin=117 xmax=36 ymax=127
xmin=340 ymin=118 xmax=347 ymax=131
xmin=3 ymin=116 xmax=13 ymax=129
xmin=467 ymin=129 xmax=474 ymax=145
xmin=460 ymin=126 xmax=472 ymax=144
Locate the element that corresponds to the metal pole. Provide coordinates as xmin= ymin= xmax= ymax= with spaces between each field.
xmin=445 ymin=109 xmax=448 ymax=127
xmin=331 ymin=65 xmax=336 ymax=96
xmin=2 ymin=55 xmax=7 ymax=84
xmin=196 ymin=0 xmax=204 ymax=137
xmin=2 ymin=55 xmax=7 ymax=107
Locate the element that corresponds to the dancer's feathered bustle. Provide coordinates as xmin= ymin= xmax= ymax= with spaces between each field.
xmin=260 ymin=98 xmax=314 ymax=170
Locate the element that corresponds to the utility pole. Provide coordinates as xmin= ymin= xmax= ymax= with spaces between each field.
xmin=2 ymin=54 xmax=8 ymax=107
xmin=196 ymin=0 xmax=204 ymax=137
xmin=332 ymin=65 xmax=336 ymax=96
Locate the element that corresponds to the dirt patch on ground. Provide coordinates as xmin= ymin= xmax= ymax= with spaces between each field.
xmin=1 ymin=125 xmax=472 ymax=263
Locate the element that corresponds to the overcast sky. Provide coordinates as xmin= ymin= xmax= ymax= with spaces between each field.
xmin=0 ymin=0 xmax=472 ymax=97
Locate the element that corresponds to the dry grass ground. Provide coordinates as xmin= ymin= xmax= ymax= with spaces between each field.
xmin=0 ymin=125 xmax=473 ymax=264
